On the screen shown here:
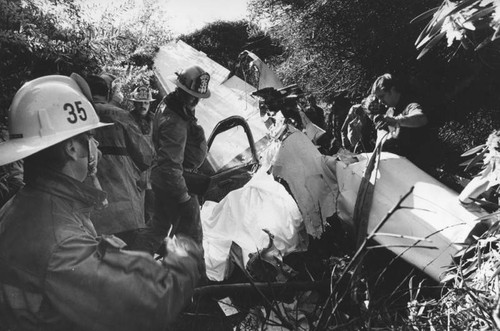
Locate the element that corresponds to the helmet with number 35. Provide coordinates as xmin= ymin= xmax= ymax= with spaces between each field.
xmin=0 ymin=75 xmax=112 ymax=166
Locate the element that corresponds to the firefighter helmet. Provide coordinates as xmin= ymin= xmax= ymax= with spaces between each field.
xmin=0 ymin=74 xmax=112 ymax=166
xmin=169 ymin=65 xmax=211 ymax=99
xmin=129 ymin=86 xmax=155 ymax=102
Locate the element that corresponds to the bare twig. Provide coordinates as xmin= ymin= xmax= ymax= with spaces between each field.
xmin=374 ymin=222 xmax=471 ymax=288
xmin=194 ymin=280 xmax=329 ymax=298
xmin=365 ymin=244 xmax=438 ymax=250
xmin=314 ymin=187 xmax=415 ymax=331
xmin=373 ymin=232 xmax=434 ymax=242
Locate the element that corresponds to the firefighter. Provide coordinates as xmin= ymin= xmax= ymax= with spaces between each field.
xmin=86 ymin=75 xmax=155 ymax=245
xmin=131 ymin=65 xmax=210 ymax=256
xmin=129 ymin=85 xmax=155 ymax=135
xmin=0 ymin=75 xmax=203 ymax=331
xmin=129 ymin=85 xmax=156 ymax=224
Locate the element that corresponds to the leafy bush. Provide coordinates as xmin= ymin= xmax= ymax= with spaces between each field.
xmin=248 ymin=0 xmax=443 ymax=100
xmin=0 ymin=0 xmax=171 ymax=123
xmin=0 ymin=0 xmax=100 ymax=119
xmin=179 ymin=20 xmax=281 ymax=71
xmin=409 ymin=220 xmax=500 ymax=330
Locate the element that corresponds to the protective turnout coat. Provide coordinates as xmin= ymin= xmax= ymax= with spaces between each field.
xmin=91 ymin=96 xmax=155 ymax=234
xmin=0 ymin=170 xmax=201 ymax=331
xmin=151 ymin=93 xmax=207 ymax=201
xmin=131 ymin=110 xmax=154 ymax=192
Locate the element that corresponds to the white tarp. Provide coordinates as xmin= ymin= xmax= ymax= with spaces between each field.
xmin=201 ymin=169 xmax=308 ymax=281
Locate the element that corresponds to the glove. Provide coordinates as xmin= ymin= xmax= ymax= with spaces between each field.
xmin=178 ymin=197 xmax=199 ymax=221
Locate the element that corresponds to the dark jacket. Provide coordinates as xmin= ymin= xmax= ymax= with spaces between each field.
xmin=0 ymin=169 xmax=201 ymax=331
xmin=91 ymin=96 xmax=155 ymax=234
xmin=131 ymin=110 xmax=155 ymax=191
xmin=151 ymin=93 xmax=207 ymax=201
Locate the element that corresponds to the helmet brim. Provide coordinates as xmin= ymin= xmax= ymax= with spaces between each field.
xmin=0 ymin=122 xmax=112 ymax=166
xmin=168 ymin=75 xmax=211 ymax=99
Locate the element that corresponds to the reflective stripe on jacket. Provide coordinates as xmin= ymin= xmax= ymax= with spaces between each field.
xmin=91 ymin=96 xmax=155 ymax=234
xmin=0 ymin=170 xmax=201 ymax=331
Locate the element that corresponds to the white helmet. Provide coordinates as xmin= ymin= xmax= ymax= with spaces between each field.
xmin=0 ymin=74 xmax=112 ymax=166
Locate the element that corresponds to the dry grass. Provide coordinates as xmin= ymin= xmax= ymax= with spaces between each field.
xmin=408 ymin=217 xmax=500 ymax=331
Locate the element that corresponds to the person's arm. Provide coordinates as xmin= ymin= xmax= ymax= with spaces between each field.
xmin=383 ymin=103 xmax=428 ymax=128
xmin=340 ymin=105 xmax=360 ymax=149
xmin=45 ymin=234 xmax=202 ymax=331
xmin=155 ymin=113 xmax=190 ymax=203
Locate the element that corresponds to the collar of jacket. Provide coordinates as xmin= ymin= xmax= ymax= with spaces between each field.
xmin=164 ymin=93 xmax=196 ymax=122
xmin=29 ymin=169 xmax=107 ymax=211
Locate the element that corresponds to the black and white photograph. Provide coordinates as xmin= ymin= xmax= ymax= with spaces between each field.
xmin=0 ymin=0 xmax=499 ymax=330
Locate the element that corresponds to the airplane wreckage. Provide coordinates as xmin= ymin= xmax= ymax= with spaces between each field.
xmin=153 ymin=40 xmax=488 ymax=286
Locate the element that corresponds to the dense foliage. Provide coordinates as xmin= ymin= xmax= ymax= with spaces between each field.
xmin=247 ymin=0 xmax=499 ymax=123
xmin=415 ymin=0 xmax=500 ymax=60
xmin=179 ymin=20 xmax=281 ymax=72
xmin=0 ymin=0 xmax=97 ymax=118
xmin=248 ymin=0 xmax=445 ymax=100
xmin=0 ymin=0 xmax=172 ymax=121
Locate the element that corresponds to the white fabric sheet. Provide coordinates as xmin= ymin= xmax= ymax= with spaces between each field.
xmin=201 ymin=169 xmax=307 ymax=281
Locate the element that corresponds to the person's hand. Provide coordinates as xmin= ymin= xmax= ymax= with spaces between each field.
xmin=383 ymin=116 xmax=399 ymax=127
xmin=164 ymin=234 xmax=204 ymax=274
xmin=374 ymin=115 xmax=398 ymax=130
xmin=164 ymin=234 xmax=200 ymax=258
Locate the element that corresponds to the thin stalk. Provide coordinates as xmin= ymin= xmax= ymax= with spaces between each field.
xmin=314 ymin=187 xmax=415 ymax=331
